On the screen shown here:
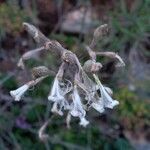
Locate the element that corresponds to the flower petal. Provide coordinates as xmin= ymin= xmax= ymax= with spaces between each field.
xmin=48 ymin=77 xmax=64 ymax=101
xmin=10 ymin=84 xmax=29 ymax=101
xmin=93 ymin=74 xmax=119 ymax=109
xmin=91 ymin=99 xmax=105 ymax=113
xmin=99 ymin=83 xmax=119 ymax=109
xmin=70 ymin=86 xmax=85 ymax=118
xmin=79 ymin=117 xmax=89 ymax=127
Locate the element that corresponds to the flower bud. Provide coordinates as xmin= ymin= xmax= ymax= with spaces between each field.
xmin=31 ymin=66 xmax=50 ymax=79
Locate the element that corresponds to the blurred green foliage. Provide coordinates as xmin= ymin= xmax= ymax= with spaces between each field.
xmin=0 ymin=3 xmax=30 ymax=37
xmin=97 ymin=0 xmax=150 ymax=54
xmin=115 ymin=88 xmax=149 ymax=130
xmin=0 ymin=73 xmax=17 ymax=90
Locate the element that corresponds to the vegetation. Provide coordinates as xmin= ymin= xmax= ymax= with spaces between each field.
xmin=0 ymin=0 xmax=149 ymax=149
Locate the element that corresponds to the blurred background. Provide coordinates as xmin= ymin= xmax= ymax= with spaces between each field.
xmin=0 ymin=0 xmax=149 ymax=150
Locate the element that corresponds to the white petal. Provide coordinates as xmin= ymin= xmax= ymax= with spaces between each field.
xmin=61 ymin=100 xmax=70 ymax=110
xmin=70 ymin=86 xmax=85 ymax=118
xmin=105 ymin=100 xmax=119 ymax=109
xmin=93 ymin=74 xmax=119 ymax=109
xmin=91 ymin=99 xmax=105 ymax=113
xmin=79 ymin=117 xmax=89 ymax=127
xmin=99 ymin=83 xmax=119 ymax=109
xmin=10 ymin=84 xmax=29 ymax=101
xmin=48 ymin=77 xmax=64 ymax=101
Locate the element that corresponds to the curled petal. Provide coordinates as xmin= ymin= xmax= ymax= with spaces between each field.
xmin=10 ymin=84 xmax=29 ymax=101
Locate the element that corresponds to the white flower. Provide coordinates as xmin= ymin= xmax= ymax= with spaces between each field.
xmin=93 ymin=74 xmax=119 ymax=109
xmin=70 ymin=86 xmax=89 ymax=127
xmin=70 ymin=86 xmax=85 ymax=117
xmin=10 ymin=84 xmax=29 ymax=101
xmin=91 ymin=98 xmax=105 ymax=113
xmin=48 ymin=77 xmax=72 ymax=116
xmin=48 ymin=77 xmax=64 ymax=102
xmin=99 ymin=82 xmax=119 ymax=109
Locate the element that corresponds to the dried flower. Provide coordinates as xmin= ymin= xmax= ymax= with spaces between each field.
xmin=48 ymin=76 xmax=72 ymax=116
xmin=48 ymin=77 xmax=65 ymax=115
xmin=48 ymin=77 xmax=64 ymax=102
xmin=93 ymin=74 xmax=119 ymax=109
xmin=70 ymin=85 xmax=89 ymax=127
xmin=100 ymin=84 xmax=119 ymax=109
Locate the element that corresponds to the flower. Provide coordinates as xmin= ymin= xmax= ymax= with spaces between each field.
xmin=10 ymin=84 xmax=29 ymax=101
xmin=93 ymin=74 xmax=119 ymax=109
xmin=10 ymin=76 xmax=47 ymax=101
xmin=90 ymin=86 xmax=113 ymax=113
xmin=70 ymin=85 xmax=89 ymax=127
xmin=48 ymin=78 xmax=65 ymax=115
xmin=99 ymin=82 xmax=119 ymax=109
xmin=48 ymin=77 xmax=64 ymax=102
xmin=48 ymin=77 xmax=72 ymax=116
